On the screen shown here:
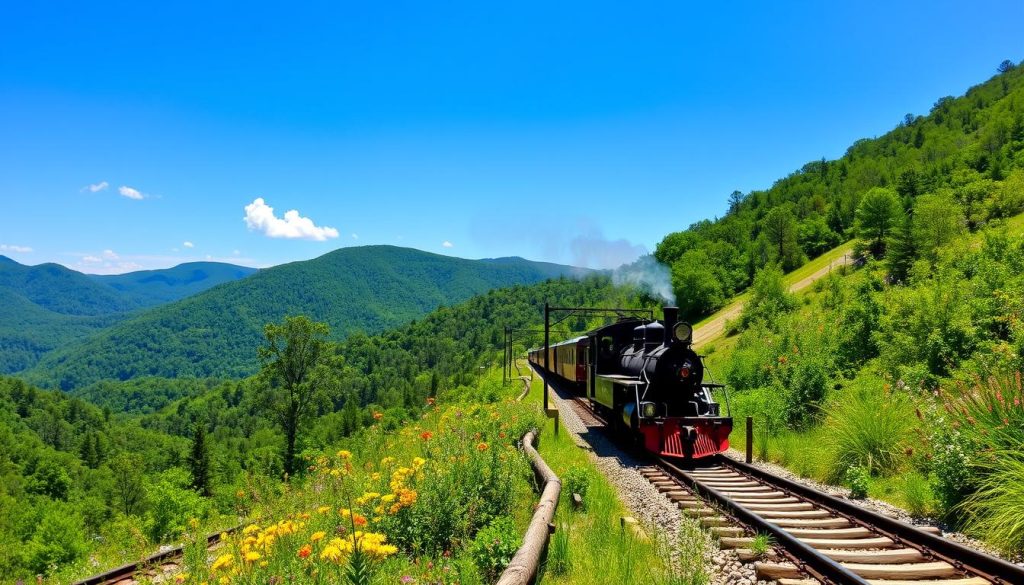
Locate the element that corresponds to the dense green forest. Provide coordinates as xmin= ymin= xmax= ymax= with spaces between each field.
xmin=24 ymin=246 xmax=587 ymax=389
xmin=0 ymin=258 xmax=255 ymax=374
xmin=91 ymin=262 xmax=258 ymax=306
xmin=657 ymin=60 xmax=1024 ymax=320
xmin=0 ymin=275 xmax=653 ymax=580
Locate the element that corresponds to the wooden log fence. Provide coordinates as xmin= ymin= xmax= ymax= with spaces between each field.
xmin=496 ymin=428 xmax=561 ymax=585
xmin=495 ymin=361 xmax=560 ymax=585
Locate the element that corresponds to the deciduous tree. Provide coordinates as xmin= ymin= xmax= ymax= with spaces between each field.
xmin=257 ymin=315 xmax=331 ymax=477
xmin=855 ymin=187 xmax=902 ymax=257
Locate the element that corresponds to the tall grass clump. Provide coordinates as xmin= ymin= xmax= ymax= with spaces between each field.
xmin=960 ymin=451 xmax=1024 ymax=554
xmin=824 ymin=377 xmax=916 ymax=480
xmin=939 ymin=374 xmax=1024 ymax=548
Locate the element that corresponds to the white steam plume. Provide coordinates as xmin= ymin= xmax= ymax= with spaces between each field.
xmin=613 ymin=255 xmax=675 ymax=304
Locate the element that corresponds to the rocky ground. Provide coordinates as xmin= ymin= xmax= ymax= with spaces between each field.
xmin=550 ymin=385 xmax=771 ymax=585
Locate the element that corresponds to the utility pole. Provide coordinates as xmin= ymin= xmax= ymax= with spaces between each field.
xmin=543 ymin=302 xmax=550 ymax=411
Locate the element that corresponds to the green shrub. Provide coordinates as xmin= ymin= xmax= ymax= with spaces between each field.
xmin=24 ymin=504 xmax=87 ymax=575
xmin=470 ymin=516 xmax=520 ymax=581
xmin=825 ymin=379 xmax=915 ymax=479
xmin=145 ymin=468 xmax=209 ymax=543
xmin=563 ymin=466 xmax=591 ymax=504
xmin=845 ymin=466 xmax=869 ymax=499
xmin=740 ymin=264 xmax=796 ymax=328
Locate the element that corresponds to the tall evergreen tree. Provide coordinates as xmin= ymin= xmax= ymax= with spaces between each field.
xmin=886 ymin=213 xmax=917 ymax=283
xmin=188 ymin=423 xmax=212 ymax=496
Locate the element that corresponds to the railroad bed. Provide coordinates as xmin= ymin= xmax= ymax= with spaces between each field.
xmin=641 ymin=457 xmax=1024 ymax=585
xmin=550 ymin=386 xmax=1024 ymax=585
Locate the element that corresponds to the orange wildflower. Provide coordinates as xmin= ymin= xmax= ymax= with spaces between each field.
xmin=477 ymin=442 xmax=489 ymax=452
xmin=420 ymin=431 xmax=433 ymax=441
xmin=373 ymin=412 xmax=384 ymax=420
xmin=297 ymin=544 xmax=312 ymax=559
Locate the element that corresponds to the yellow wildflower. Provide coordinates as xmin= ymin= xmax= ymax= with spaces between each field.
xmin=244 ymin=551 xmax=261 ymax=563
xmin=337 ymin=449 xmax=352 ymax=459
xmin=211 ymin=554 xmax=234 ymax=572
xmin=310 ymin=531 xmax=326 ymax=542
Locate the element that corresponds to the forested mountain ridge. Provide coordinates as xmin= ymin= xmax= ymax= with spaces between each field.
xmin=657 ymin=59 xmax=1024 ymax=320
xmin=91 ymin=262 xmax=258 ymax=306
xmin=0 ymin=257 xmax=256 ymax=374
xmin=25 ymin=245 xmax=589 ymax=389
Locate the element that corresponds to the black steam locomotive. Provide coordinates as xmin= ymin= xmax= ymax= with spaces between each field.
xmin=528 ymin=307 xmax=732 ymax=460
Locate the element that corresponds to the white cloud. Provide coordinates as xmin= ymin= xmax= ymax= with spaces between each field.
xmin=0 ymin=244 xmax=33 ymax=253
xmin=102 ymin=249 xmax=119 ymax=259
xmin=351 ymin=233 xmax=359 ymax=240
xmin=83 ymin=181 xmax=109 ymax=193
xmin=243 ymin=197 xmax=339 ymax=241
xmin=183 ymin=241 xmax=195 ymax=248
xmin=442 ymin=241 xmax=454 ymax=248
xmin=82 ymin=255 xmax=102 ymax=263
xmin=118 ymin=185 xmax=145 ymax=200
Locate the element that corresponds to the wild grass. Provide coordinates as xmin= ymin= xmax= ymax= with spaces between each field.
xmin=961 ymin=451 xmax=1024 ymax=554
xmin=750 ymin=534 xmax=773 ymax=558
xmin=823 ymin=378 xmax=917 ymax=480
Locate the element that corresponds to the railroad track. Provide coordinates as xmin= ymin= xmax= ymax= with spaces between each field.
xmin=72 ymin=525 xmax=241 ymax=585
xmin=553 ymin=384 xmax=1024 ymax=585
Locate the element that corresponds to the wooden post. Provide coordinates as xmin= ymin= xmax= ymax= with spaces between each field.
xmin=745 ymin=416 xmax=753 ymax=463
xmin=545 ymin=408 xmax=559 ymax=436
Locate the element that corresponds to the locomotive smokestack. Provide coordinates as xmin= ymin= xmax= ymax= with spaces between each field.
xmin=663 ymin=306 xmax=678 ymax=345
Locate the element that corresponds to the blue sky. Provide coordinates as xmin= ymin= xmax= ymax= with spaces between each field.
xmin=1 ymin=1 xmax=1021 ymax=273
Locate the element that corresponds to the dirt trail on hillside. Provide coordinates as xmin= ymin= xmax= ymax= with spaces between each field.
xmin=691 ymin=253 xmax=851 ymax=349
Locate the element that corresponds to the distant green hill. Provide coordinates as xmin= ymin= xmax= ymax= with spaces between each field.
xmin=0 ymin=255 xmax=136 ymax=316
xmin=92 ymin=262 xmax=258 ymax=306
xmin=26 ymin=246 xmax=587 ymax=389
xmin=0 ymin=257 xmax=256 ymax=374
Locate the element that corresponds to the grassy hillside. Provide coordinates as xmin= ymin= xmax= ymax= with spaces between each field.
xmin=656 ymin=59 xmax=1024 ymax=321
xmin=92 ymin=262 xmax=257 ymax=306
xmin=26 ymin=246 xmax=590 ymax=389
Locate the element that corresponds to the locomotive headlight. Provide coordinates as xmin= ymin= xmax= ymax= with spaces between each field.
xmin=641 ymin=401 xmax=658 ymax=418
xmin=672 ymin=322 xmax=693 ymax=344
xmin=679 ymin=361 xmax=692 ymax=379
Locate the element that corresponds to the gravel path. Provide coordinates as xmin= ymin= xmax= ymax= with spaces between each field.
xmin=549 ymin=383 xmax=772 ymax=585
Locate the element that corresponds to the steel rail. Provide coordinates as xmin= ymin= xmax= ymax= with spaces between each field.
xmin=72 ymin=524 xmax=243 ymax=585
xmin=658 ymin=456 xmax=871 ymax=585
xmin=718 ymin=455 xmax=1024 ymax=585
